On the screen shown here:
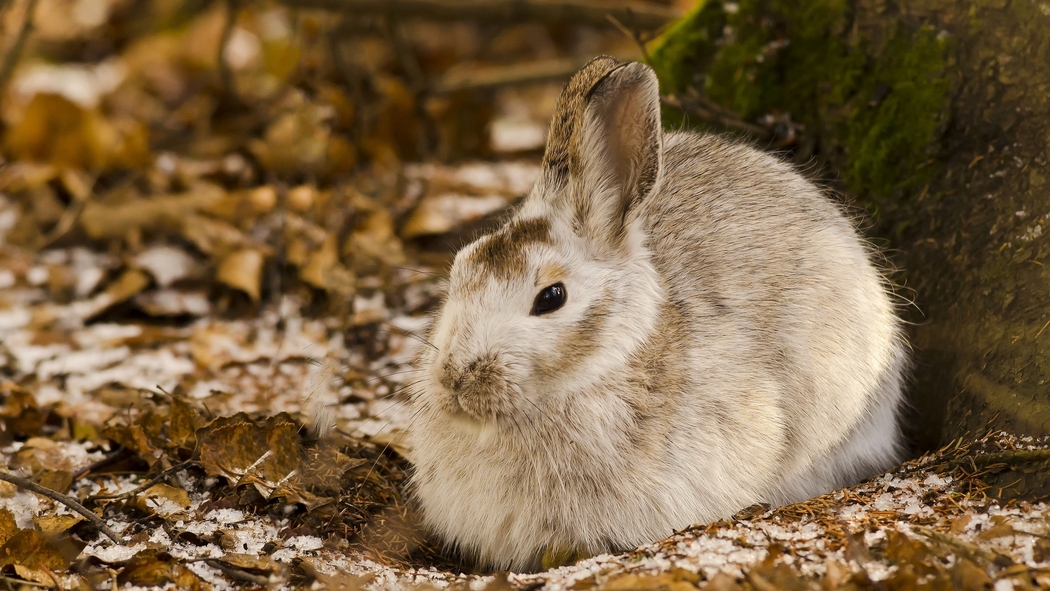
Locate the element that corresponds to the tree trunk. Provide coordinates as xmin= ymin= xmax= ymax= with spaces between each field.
xmin=650 ymin=0 xmax=1050 ymax=452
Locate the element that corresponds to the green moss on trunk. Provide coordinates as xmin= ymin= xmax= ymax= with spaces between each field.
xmin=649 ymin=0 xmax=1050 ymax=452
xmin=651 ymin=0 xmax=951 ymax=207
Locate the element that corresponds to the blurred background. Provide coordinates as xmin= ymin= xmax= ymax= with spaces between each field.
xmin=0 ymin=0 xmax=689 ymax=318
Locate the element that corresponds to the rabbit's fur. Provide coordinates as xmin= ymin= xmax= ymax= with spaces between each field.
xmin=409 ymin=57 xmax=907 ymax=572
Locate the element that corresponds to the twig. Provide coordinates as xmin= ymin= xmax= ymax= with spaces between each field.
xmin=430 ymin=53 xmax=638 ymax=94
xmin=913 ymin=525 xmax=1013 ymax=568
xmin=204 ymin=560 xmax=272 ymax=585
xmin=0 ymin=0 xmax=39 ymax=99
xmin=272 ymin=0 xmax=679 ymax=29
xmin=0 ymin=470 xmax=122 ymax=544
xmin=606 ymin=14 xmax=652 ymax=65
xmin=662 ymin=93 xmax=772 ymax=139
xmin=87 ymin=460 xmax=196 ymax=501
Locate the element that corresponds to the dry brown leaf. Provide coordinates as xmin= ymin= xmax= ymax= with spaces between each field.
xmin=101 ymin=422 xmax=158 ymax=463
xmin=346 ymin=208 xmax=406 ymax=274
xmin=168 ymin=397 xmax=205 ymax=450
xmin=249 ymin=99 xmax=333 ymax=176
xmin=200 ymin=185 xmax=276 ymax=223
xmin=118 ymin=550 xmax=178 ymax=587
xmin=300 ymin=234 xmax=356 ymax=296
xmin=603 ymin=572 xmax=698 ymax=591
xmin=301 ymin=560 xmax=372 ymax=591
xmin=287 ymin=184 xmax=317 ymax=212
xmin=34 ymin=514 xmax=84 ymax=538
xmin=179 ymin=214 xmax=256 ymax=257
xmin=215 ymin=552 xmax=279 ymax=572
xmin=216 ymin=248 xmax=265 ymax=300
xmin=132 ymin=483 xmax=192 ymax=517
xmin=196 ymin=413 xmax=301 ymax=496
xmin=80 ymin=183 xmax=224 ymax=240
xmin=0 ymin=530 xmax=70 ymax=572
xmin=949 ymin=556 xmax=993 ymax=591
xmin=0 ymin=382 xmax=46 ymax=441
xmin=400 ymin=193 xmax=508 ymax=239
xmin=133 ymin=289 xmax=210 ymax=317
xmin=4 ymin=94 xmax=109 ymax=170
xmin=704 ymin=571 xmax=744 ymax=591
xmin=76 ymin=268 xmax=151 ymax=319
xmin=131 ymin=245 xmax=202 ymax=288
xmin=0 ymin=162 xmax=58 ymax=193
xmin=0 ymin=508 xmax=18 ymax=547
xmin=33 ymin=469 xmax=73 ymax=494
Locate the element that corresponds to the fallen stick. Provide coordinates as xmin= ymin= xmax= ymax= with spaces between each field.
xmin=0 ymin=470 xmax=122 ymax=545
xmin=275 ymin=0 xmax=679 ymax=29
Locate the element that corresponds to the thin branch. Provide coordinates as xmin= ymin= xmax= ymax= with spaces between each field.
xmin=430 ymin=53 xmax=637 ymax=95
xmin=662 ymin=93 xmax=773 ymax=139
xmin=204 ymin=560 xmax=272 ymax=585
xmin=0 ymin=470 xmax=122 ymax=544
xmin=87 ymin=460 xmax=196 ymax=501
xmin=606 ymin=14 xmax=652 ymax=65
xmin=272 ymin=0 xmax=679 ymax=29
xmin=0 ymin=0 xmax=39 ymax=99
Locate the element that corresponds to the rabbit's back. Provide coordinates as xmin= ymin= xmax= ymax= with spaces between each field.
xmin=639 ymin=132 xmax=905 ymax=503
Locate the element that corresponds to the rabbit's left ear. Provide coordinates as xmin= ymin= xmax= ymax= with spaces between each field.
xmin=575 ymin=62 xmax=663 ymax=252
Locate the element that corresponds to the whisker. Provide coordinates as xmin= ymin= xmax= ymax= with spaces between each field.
xmin=376 ymin=325 xmax=439 ymax=352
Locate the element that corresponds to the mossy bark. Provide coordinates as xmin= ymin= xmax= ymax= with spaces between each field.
xmin=651 ymin=0 xmax=1050 ymax=452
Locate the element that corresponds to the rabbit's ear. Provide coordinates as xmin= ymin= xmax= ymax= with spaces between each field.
xmin=574 ymin=61 xmax=663 ymax=253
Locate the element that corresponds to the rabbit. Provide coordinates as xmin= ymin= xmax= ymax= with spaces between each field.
xmin=408 ymin=55 xmax=907 ymax=573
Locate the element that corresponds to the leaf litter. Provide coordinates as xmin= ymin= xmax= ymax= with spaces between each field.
xmin=0 ymin=0 xmax=1048 ymax=589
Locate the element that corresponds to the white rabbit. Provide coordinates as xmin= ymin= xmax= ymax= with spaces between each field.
xmin=408 ymin=56 xmax=907 ymax=572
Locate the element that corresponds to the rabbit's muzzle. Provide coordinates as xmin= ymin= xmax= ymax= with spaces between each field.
xmin=438 ymin=354 xmax=511 ymax=420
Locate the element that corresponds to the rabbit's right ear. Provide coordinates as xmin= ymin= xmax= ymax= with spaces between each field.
xmin=539 ymin=58 xmax=663 ymax=257
xmin=578 ymin=62 xmax=662 ymax=252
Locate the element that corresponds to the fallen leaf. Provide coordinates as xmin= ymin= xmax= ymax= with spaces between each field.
xmin=33 ymin=469 xmax=73 ymax=494
xmin=216 ymin=248 xmax=265 ymax=300
xmin=300 ymin=234 xmax=355 ymax=295
xmin=131 ymin=483 xmax=192 ymax=517
xmin=34 ymin=514 xmax=84 ymax=538
xmin=134 ymin=289 xmax=210 ymax=317
xmin=0 ymin=509 xmax=17 ymax=546
xmin=80 ymin=183 xmax=223 ymax=240
xmin=400 ymin=193 xmax=508 ymax=239
xmin=0 ymin=530 xmax=70 ymax=572
xmin=196 ymin=413 xmax=301 ymax=496
xmin=74 ymin=268 xmax=151 ymax=320
xmin=118 ymin=550 xmax=178 ymax=586
xmin=179 ymin=214 xmax=256 ymax=257
xmin=132 ymin=245 xmax=202 ymax=287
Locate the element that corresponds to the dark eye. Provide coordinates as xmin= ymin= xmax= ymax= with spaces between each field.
xmin=531 ymin=283 xmax=566 ymax=316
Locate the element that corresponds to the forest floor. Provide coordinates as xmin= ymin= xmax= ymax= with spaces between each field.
xmin=1 ymin=0 xmax=1049 ymax=589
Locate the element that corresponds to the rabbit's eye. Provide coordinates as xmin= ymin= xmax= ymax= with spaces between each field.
xmin=531 ymin=283 xmax=566 ymax=316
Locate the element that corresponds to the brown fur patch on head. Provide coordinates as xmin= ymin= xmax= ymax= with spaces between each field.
xmin=536 ymin=262 xmax=567 ymax=287
xmin=541 ymin=56 xmax=622 ymax=186
xmin=466 ymin=217 xmax=553 ymax=283
xmin=535 ymin=293 xmax=612 ymax=378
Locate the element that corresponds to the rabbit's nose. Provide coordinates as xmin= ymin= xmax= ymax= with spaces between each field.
xmin=439 ymin=356 xmax=494 ymax=396
xmin=439 ymin=359 xmax=471 ymax=393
